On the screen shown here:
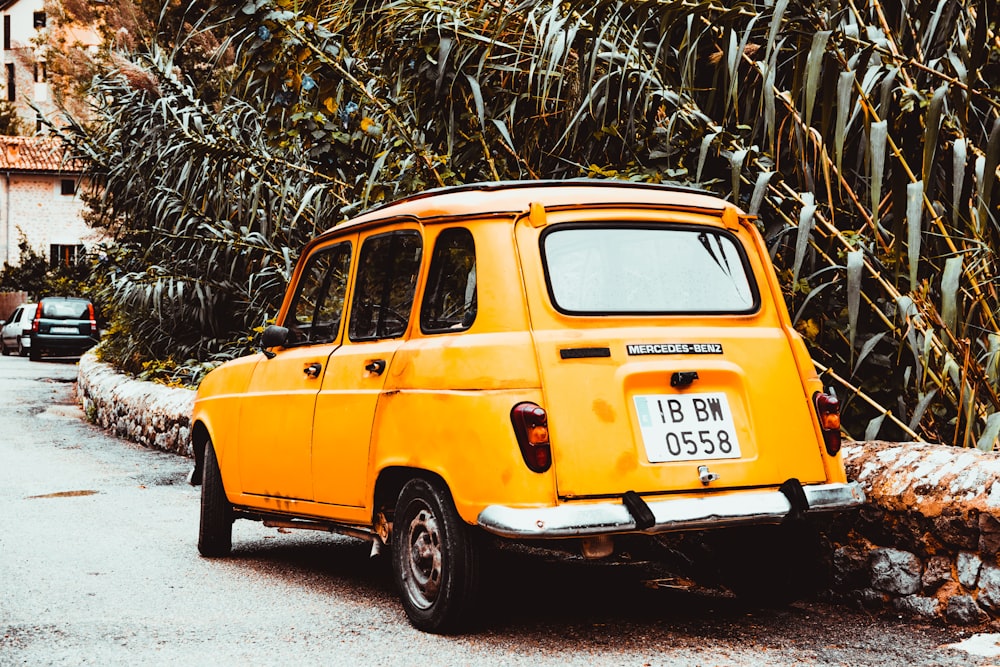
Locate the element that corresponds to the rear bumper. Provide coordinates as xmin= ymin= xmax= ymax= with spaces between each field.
xmin=476 ymin=482 xmax=865 ymax=538
xmin=31 ymin=333 xmax=98 ymax=353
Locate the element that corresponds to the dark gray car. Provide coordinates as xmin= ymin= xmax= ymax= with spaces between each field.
xmin=29 ymin=297 xmax=100 ymax=361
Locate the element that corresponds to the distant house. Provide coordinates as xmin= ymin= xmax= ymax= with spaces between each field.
xmin=1 ymin=0 xmax=52 ymax=133
xmin=0 ymin=135 xmax=96 ymax=266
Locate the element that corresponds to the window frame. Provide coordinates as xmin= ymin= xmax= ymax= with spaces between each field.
xmin=280 ymin=240 xmax=353 ymax=347
xmin=539 ymin=222 xmax=761 ymax=317
xmin=348 ymin=229 xmax=423 ymax=342
xmin=419 ymin=227 xmax=477 ymax=334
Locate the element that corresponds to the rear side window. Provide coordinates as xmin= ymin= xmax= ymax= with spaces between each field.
xmin=284 ymin=241 xmax=352 ymax=345
xmin=349 ymin=231 xmax=422 ymax=341
xmin=41 ymin=300 xmax=91 ymax=319
xmin=541 ymin=225 xmax=758 ymax=315
xmin=420 ymin=228 xmax=477 ymax=333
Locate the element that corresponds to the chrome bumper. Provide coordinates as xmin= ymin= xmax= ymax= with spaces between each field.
xmin=476 ymin=482 xmax=865 ymax=539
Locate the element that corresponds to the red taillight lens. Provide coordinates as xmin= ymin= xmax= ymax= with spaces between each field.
xmin=31 ymin=303 xmax=40 ymax=333
xmin=814 ymin=392 xmax=842 ymax=455
xmin=87 ymin=303 xmax=97 ymax=334
xmin=510 ymin=402 xmax=551 ymax=473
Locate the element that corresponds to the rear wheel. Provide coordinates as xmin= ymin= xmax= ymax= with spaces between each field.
xmin=29 ymin=344 xmax=40 ymax=361
xmin=198 ymin=440 xmax=233 ymax=557
xmin=16 ymin=339 xmax=27 ymax=356
xmin=392 ymin=478 xmax=481 ymax=633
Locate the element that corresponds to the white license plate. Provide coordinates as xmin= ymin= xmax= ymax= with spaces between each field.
xmin=50 ymin=326 xmax=79 ymax=334
xmin=633 ymin=392 xmax=742 ymax=463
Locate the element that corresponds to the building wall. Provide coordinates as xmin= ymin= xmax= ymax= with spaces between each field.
xmin=1 ymin=0 xmax=50 ymax=131
xmin=0 ymin=172 xmax=96 ymax=264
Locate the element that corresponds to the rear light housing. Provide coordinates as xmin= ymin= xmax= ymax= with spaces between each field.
xmin=510 ymin=402 xmax=551 ymax=473
xmin=813 ymin=391 xmax=842 ymax=455
xmin=31 ymin=302 xmax=41 ymax=333
xmin=87 ymin=302 xmax=98 ymax=334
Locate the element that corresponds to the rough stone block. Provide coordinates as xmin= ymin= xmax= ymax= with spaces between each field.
xmin=946 ymin=595 xmax=986 ymax=625
xmin=922 ymin=555 xmax=953 ymax=591
xmin=957 ymin=551 xmax=982 ymax=589
xmin=980 ymin=513 xmax=1000 ymax=556
xmin=894 ymin=594 xmax=940 ymax=619
xmin=977 ymin=564 xmax=1000 ymax=613
xmin=870 ymin=548 xmax=922 ymax=595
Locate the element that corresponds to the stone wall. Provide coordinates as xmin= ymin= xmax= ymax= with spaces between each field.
xmin=75 ymin=354 xmax=1000 ymax=625
xmin=827 ymin=441 xmax=1000 ymax=625
xmin=77 ymin=352 xmax=195 ymax=457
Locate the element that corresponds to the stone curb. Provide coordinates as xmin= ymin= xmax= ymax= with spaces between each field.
xmin=75 ymin=352 xmax=1000 ymax=625
xmin=77 ymin=351 xmax=195 ymax=457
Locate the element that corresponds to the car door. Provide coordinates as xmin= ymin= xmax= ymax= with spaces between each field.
xmin=2 ymin=307 xmax=21 ymax=345
xmin=312 ymin=227 xmax=422 ymax=508
xmin=237 ymin=239 xmax=354 ymax=501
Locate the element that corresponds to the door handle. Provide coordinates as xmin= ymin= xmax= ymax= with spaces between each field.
xmin=303 ymin=362 xmax=322 ymax=378
xmin=365 ymin=359 xmax=386 ymax=376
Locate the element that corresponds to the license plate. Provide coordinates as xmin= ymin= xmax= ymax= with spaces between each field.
xmin=50 ymin=326 xmax=79 ymax=334
xmin=633 ymin=392 xmax=742 ymax=462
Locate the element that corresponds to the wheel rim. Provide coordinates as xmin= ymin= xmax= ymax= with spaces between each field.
xmin=401 ymin=505 xmax=443 ymax=610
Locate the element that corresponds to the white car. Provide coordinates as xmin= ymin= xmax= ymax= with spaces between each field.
xmin=1 ymin=303 xmax=36 ymax=356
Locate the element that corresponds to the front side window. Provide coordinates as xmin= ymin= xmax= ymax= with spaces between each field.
xmin=283 ymin=241 xmax=352 ymax=345
xmin=349 ymin=230 xmax=422 ymax=341
xmin=541 ymin=225 xmax=758 ymax=314
xmin=420 ymin=228 xmax=477 ymax=333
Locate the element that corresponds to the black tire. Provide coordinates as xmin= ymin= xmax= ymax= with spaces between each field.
xmin=392 ymin=478 xmax=481 ymax=634
xmin=16 ymin=340 xmax=27 ymax=357
xmin=29 ymin=344 xmax=40 ymax=361
xmin=198 ymin=440 xmax=233 ymax=557
xmin=0 ymin=341 xmax=9 ymax=356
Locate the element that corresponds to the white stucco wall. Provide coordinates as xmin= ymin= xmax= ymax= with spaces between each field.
xmin=0 ymin=172 xmax=95 ymax=264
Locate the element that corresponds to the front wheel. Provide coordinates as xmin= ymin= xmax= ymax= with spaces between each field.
xmin=0 ymin=341 xmax=8 ymax=356
xmin=392 ymin=478 xmax=481 ymax=634
xmin=198 ymin=440 xmax=233 ymax=557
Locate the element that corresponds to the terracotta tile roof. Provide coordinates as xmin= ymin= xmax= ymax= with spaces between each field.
xmin=0 ymin=136 xmax=85 ymax=173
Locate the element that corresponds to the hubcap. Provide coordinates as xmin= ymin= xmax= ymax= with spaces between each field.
xmin=402 ymin=506 xmax=443 ymax=610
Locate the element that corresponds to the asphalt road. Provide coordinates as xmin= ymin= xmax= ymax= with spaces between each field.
xmin=1 ymin=353 xmax=997 ymax=666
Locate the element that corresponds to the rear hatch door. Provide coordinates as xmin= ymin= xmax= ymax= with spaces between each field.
xmin=516 ymin=208 xmax=827 ymax=498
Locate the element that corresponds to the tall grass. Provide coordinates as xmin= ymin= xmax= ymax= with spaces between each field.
xmin=59 ymin=0 xmax=1000 ymax=445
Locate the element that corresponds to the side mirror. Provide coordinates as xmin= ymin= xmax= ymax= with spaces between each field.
xmin=259 ymin=325 xmax=289 ymax=359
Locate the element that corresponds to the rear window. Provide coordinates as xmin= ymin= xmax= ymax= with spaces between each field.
xmin=41 ymin=300 xmax=90 ymax=319
xmin=541 ymin=225 xmax=758 ymax=315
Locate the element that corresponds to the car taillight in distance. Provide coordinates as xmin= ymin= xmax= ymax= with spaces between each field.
xmin=510 ymin=402 xmax=551 ymax=473
xmin=814 ymin=391 xmax=842 ymax=455
xmin=31 ymin=302 xmax=40 ymax=333
xmin=87 ymin=302 xmax=97 ymax=334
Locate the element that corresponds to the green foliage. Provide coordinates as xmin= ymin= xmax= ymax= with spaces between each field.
xmin=0 ymin=235 xmax=93 ymax=300
xmin=59 ymin=0 xmax=1000 ymax=447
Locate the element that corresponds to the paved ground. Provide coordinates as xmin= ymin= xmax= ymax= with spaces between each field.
xmin=1 ymin=354 xmax=998 ymax=666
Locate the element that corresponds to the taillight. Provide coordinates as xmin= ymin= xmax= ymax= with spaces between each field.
xmin=87 ymin=302 xmax=97 ymax=334
xmin=31 ymin=303 xmax=40 ymax=333
xmin=814 ymin=392 xmax=842 ymax=455
xmin=510 ymin=402 xmax=551 ymax=473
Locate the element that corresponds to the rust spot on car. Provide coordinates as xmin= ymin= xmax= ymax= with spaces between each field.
xmin=593 ymin=399 xmax=615 ymax=423
xmin=616 ymin=451 xmax=638 ymax=473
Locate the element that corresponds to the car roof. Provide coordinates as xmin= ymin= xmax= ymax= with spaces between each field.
xmin=325 ymin=180 xmax=732 ymax=235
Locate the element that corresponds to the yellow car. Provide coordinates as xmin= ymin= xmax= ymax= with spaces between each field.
xmin=191 ymin=180 xmax=863 ymax=633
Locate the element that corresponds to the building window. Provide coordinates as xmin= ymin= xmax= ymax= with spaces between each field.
xmin=51 ymin=244 xmax=84 ymax=267
xmin=3 ymin=16 xmax=9 ymax=50
xmin=33 ymin=61 xmax=46 ymax=83
xmin=6 ymin=64 xmax=14 ymax=102
xmin=33 ymin=12 xmax=46 ymax=29
xmin=60 ymin=179 xmax=77 ymax=195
